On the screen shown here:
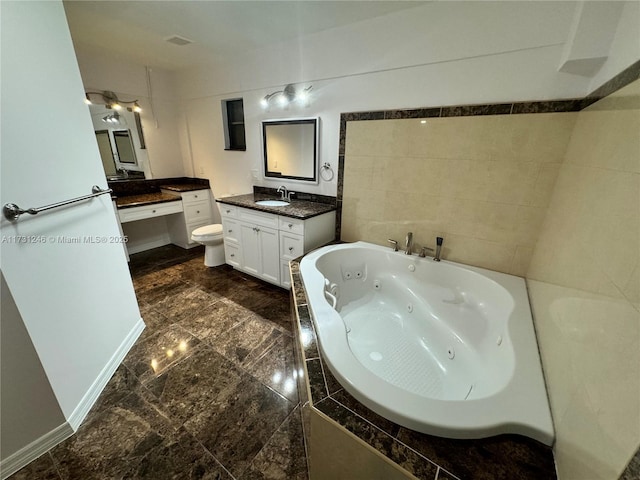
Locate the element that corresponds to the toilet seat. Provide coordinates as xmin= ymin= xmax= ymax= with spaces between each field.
xmin=191 ymin=224 xmax=223 ymax=242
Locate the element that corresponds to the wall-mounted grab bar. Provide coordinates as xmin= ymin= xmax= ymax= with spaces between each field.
xmin=3 ymin=185 xmax=113 ymax=222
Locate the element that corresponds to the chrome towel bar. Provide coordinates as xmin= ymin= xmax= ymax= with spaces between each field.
xmin=3 ymin=185 xmax=113 ymax=222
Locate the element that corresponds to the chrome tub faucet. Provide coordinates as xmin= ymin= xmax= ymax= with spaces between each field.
xmin=405 ymin=232 xmax=413 ymax=255
xmin=434 ymin=236 xmax=443 ymax=261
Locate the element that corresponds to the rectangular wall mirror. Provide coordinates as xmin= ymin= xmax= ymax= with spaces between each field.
xmin=90 ymin=103 xmax=146 ymax=180
xmin=262 ymin=117 xmax=318 ymax=183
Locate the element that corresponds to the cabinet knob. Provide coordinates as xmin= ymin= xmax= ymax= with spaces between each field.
xmin=256 ymin=228 xmax=261 ymax=233
xmin=152 ymin=209 xmax=156 ymax=213
xmin=228 ymin=229 xmax=232 ymax=233
xmin=196 ymin=210 xmax=200 ymax=214
xmin=194 ymin=195 xmax=198 ymax=198
xmin=289 ymin=246 xmax=294 ymax=252
xmin=230 ymin=253 xmax=235 ymax=257
xmin=226 ymin=209 xmax=231 ymax=213
xmin=288 ymin=223 xmax=293 ymax=228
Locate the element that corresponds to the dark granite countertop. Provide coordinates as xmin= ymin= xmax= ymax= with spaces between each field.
xmin=217 ymin=193 xmax=336 ymax=220
xmin=108 ymin=177 xmax=209 ymax=198
xmin=115 ymin=192 xmax=182 ymax=209
xmin=160 ymin=183 xmax=210 ymax=193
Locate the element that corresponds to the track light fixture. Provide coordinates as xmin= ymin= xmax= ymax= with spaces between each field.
xmin=102 ymin=112 xmax=121 ymax=124
xmin=84 ymin=90 xmax=142 ymax=113
xmin=260 ymin=84 xmax=312 ymax=109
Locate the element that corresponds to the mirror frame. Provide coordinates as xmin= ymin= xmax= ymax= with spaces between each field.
xmin=262 ymin=117 xmax=319 ymax=184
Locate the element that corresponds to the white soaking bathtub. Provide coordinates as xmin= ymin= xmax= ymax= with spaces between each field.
xmin=299 ymin=241 xmax=554 ymax=445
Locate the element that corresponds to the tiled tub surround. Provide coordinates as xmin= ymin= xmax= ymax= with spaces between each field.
xmin=340 ymin=112 xmax=578 ymax=277
xmin=9 ymin=245 xmax=307 ymax=480
xmin=333 ymin=62 xmax=640 ymax=479
xmin=526 ymin=79 xmax=640 ymax=479
xmin=289 ymin=260 xmax=556 ymax=480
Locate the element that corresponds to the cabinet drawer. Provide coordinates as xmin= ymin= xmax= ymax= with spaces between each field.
xmin=219 ymin=204 xmax=237 ymax=218
xmin=238 ymin=207 xmax=278 ymax=229
xmin=279 ymin=217 xmax=304 ymax=235
xmin=182 ymin=190 xmax=209 ymax=204
xmin=222 ymin=218 xmax=240 ymax=243
xmin=184 ymin=200 xmax=212 ymax=223
xmin=280 ymin=232 xmax=304 ymax=260
xmin=118 ymin=201 xmax=183 ymax=223
xmin=224 ymin=239 xmax=241 ymax=268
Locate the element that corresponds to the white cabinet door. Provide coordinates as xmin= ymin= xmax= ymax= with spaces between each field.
xmin=238 ymin=221 xmax=279 ymax=284
xmin=258 ymin=226 xmax=280 ymax=284
xmin=239 ymin=222 xmax=260 ymax=276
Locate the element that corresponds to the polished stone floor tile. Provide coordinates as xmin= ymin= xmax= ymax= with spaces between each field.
xmin=8 ymin=453 xmax=61 ymax=480
xmin=213 ymin=314 xmax=284 ymax=366
xmin=138 ymin=304 xmax=171 ymax=339
xmin=146 ymin=348 xmax=295 ymax=478
xmin=51 ymin=389 xmax=182 ymax=479
xmin=179 ymin=299 xmax=258 ymax=343
xmin=9 ymin=245 xmax=307 ymax=480
xmin=153 ymin=285 xmax=221 ymax=323
xmin=242 ymin=334 xmax=299 ymax=403
xmin=124 ymin=324 xmax=202 ymax=384
xmin=135 ymin=273 xmax=191 ymax=305
xmin=251 ymin=296 xmax=293 ymax=333
xmin=86 ymin=363 xmax=143 ymax=421
xmin=241 ymin=406 xmax=308 ymax=479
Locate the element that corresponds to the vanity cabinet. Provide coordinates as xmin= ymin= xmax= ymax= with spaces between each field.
xmin=220 ymin=204 xmax=335 ymax=288
xmin=164 ymin=189 xmax=214 ymax=249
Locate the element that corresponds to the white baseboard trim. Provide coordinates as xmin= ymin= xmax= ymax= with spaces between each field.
xmin=67 ymin=317 xmax=145 ymax=430
xmin=0 ymin=422 xmax=73 ymax=479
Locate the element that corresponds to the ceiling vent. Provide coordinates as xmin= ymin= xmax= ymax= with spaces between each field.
xmin=165 ymin=35 xmax=194 ymax=46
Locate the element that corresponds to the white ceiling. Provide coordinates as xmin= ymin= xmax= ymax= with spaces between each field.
xmin=63 ymin=1 xmax=424 ymax=71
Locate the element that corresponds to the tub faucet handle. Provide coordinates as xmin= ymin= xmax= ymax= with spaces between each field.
xmin=419 ymin=246 xmax=434 ymax=258
xmin=387 ymin=239 xmax=399 ymax=252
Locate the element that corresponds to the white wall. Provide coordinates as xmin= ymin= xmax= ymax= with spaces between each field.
xmin=0 ymin=273 xmax=67 ymax=460
xmin=74 ymin=50 xmax=187 ymax=179
xmin=175 ymin=1 xmax=604 ymax=200
xmin=588 ymin=1 xmax=640 ymax=92
xmin=0 ymin=1 xmax=142 ymax=474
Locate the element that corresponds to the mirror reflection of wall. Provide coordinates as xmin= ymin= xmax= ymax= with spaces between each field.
xmin=263 ymin=118 xmax=318 ymax=183
xmin=95 ymin=130 xmax=117 ymax=175
xmin=89 ymin=104 xmax=147 ymax=179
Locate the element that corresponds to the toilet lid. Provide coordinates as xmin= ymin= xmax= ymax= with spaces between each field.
xmin=192 ymin=224 xmax=223 ymax=236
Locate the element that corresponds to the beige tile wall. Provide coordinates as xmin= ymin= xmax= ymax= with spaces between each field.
xmin=527 ymin=79 xmax=640 ymax=479
xmin=342 ymin=113 xmax=577 ymax=275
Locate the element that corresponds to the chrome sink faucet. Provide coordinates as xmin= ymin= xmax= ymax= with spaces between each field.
xmin=276 ymin=185 xmax=288 ymax=200
xmin=405 ymin=232 xmax=413 ymax=255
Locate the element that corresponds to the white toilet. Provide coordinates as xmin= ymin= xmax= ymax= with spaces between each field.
xmin=191 ymin=224 xmax=225 ymax=267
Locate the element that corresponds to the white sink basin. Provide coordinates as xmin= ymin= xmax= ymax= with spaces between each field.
xmin=255 ymin=200 xmax=290 ymax=207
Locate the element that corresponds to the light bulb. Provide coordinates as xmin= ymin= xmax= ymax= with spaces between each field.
xmin=260 ymin=96 xmax=269 ymax=108
xmin=84 ymin=95 xmax=92 ymax=105
xmin=111 ymin=103 xmax=122 ymax=111
xmin=277 ymin=94 xmax=288 ymax=107
xmin=132 ymin=103 xmax=142 ymax=113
